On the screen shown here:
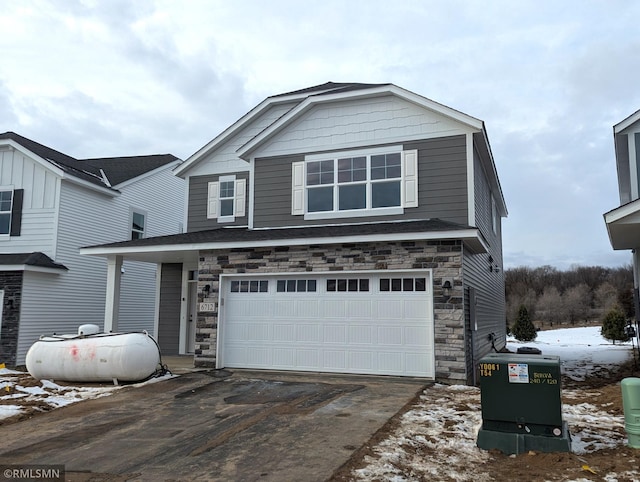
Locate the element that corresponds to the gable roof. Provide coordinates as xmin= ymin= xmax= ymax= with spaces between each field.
xmin=175 ymin=81 xmax=484 ymax=176
xmin=236 ymin=83 xmax=483 ymax=160
xmin=0 ymin=132 xmax=180 ymax=190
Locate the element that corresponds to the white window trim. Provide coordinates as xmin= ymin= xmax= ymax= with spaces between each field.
xmin=130 ymin=207 xmax=147 ymax=240
xmin=0 ymin=186 xmax=15 ymax=238
xmin=491 ymin=196 xmax=498 ymax=235
xmin=293 ymin=146 xmax=418 ymax=220
xmin=208 ymin=175 xmax=246 ymax=223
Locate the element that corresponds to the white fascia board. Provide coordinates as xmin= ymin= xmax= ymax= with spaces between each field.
xmin=113 ymin=160 xmax=182 ymax=190
xmin=604 ymin=198 xmax=640 ymax=224
xmin=0 ymin=139 xmax=65 ymax=177
xmin=237 ymin=84 xmax=484 ymax=160
xmin=174 ymin=94 xmax=307 ymax=178
xmin=0 ymin=264 xmax=65 ymax=274
xmin=476 ymin=128 xmax=508 ymax=217
xmin=614 ymin=109 xmax=640 ymax=134
xmin=80 ymin=228 xmax=487 ymax=258
xmin=63 ymin=173 xmax=119 ymax=197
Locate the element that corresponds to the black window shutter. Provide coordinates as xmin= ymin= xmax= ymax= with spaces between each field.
xmin=10 ymin=189 xmax=23 ymax=236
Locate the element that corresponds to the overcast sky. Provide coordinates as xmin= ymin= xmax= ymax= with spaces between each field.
xmin=0 ymin=0 xmax=637 ymax=270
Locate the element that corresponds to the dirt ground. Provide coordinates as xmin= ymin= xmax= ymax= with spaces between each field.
xmin=331 ymin=357 xmax=640 ymax=482
xmin=2 ymin=357 xmax=639 ymax=481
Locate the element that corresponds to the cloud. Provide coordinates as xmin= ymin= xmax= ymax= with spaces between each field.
xmin=1 ymin=0 xmax=639 ymax=267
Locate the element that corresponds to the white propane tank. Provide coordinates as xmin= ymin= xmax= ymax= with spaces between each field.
xmin=78 ymin=324 xmax=100 ymax=336
xmin=26 ymin=331 xmax=161 ymax=383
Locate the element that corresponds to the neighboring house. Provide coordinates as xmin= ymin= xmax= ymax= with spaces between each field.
xmin=81 ymin=82 xmax=508 ymax=384
xmin=604 ymin=109 xmax=640 ymax=321
xmin=0 ymin=132 xmax=185 ymax=366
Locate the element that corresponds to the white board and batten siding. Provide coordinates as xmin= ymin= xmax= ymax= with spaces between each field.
xmin=15 ymin=166 xmax=185 ymax=364
xmin=0 ymin=147 xmax=60 ymax=258
xmin=218 ymin=271 xmax=435 ymax=378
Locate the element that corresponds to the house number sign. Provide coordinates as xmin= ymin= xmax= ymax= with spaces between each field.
xmin=199 ymin=303 xmax=215 ymax=312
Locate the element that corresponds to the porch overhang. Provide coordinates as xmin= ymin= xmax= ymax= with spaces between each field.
xmin=80 ymin=220 xmax=489 ymax=263
xmin=604 ymin=199 xmax=640 ymax=250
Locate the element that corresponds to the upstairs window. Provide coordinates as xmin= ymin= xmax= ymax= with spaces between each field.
xmin=0 ymin=187 xmax=23 ymax=237
xmin=131 ymin=210 xmax=146 ymax=240
xmin=0 ymin=190 xmax=13 ymax=235
xmin=292 ymin=147 xmax=417 ymax=219
xmin=208 ymin=175 xmax=246 ymax=223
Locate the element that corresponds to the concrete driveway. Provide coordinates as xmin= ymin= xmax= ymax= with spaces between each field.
xmin=0 ymin=369 xmax=426 ymax=481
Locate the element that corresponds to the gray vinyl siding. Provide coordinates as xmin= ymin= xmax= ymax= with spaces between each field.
xmin=187 ymin=171 xmax=249 ymax=232
xmin=158 ymin=263 xmax=182 ymax=355
xmin=462 ymin=151 xmax=506 ymax=384
xmin=615 ymin=134 xmax=631 ymax=204
xmin=253 ymin=135 xmax=468 ymax=228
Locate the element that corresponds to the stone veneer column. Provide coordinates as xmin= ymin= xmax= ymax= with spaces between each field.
xmin=0 ymin=271 xmax=23 ymax=367
xmin=195 ymin=240 xmax=466 ymax=383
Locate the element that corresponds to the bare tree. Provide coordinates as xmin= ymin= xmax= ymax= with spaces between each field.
xmin=536 ymin=286 xmax=563 ymax=327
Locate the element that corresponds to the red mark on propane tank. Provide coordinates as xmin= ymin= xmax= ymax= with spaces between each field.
xmin=70 ymin=344 xmax=80 ymax=361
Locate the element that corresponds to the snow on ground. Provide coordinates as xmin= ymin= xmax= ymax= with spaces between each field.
xmin=0 ymin=367 xmax=173 ymax=421
xmin=352 ymin=326 xmax=639 ymax=482
xmin=1 ymin=327 xmax=638 ymax=481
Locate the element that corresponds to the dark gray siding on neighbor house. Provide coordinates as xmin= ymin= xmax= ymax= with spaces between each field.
xmin=253 ymin=135 xmax=468 ymax=228
xmin=187 ymin=171 xmax=249 ymax=232
xmin=463 ymin=150 xmax=506 ymax=384
xmin=158 ymin=263 xmax=182 ymax=355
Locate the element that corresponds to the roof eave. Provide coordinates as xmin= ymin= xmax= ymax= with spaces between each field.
xmin=80 ymin=228 xmax=487 ymax=260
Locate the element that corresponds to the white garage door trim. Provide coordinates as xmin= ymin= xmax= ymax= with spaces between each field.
xmin=217 ymin=270 xmax=434 ymax=377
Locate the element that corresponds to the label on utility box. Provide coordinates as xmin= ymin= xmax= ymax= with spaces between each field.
xmin=508 ymin=363 xmax=529 ymax=383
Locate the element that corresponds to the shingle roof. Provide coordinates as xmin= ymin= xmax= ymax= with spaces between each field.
xmin=84 ymin=218 xmax=472 ymax=250
xmin=271 ymin=82 xmax=391 ymax=98
xmin=81 ymin=154 xmax=179 ymax=186
xmin=0 ymin=132 xmax=179 ymax=189
xmin=0 ymin=252 xmax=68 ymax=270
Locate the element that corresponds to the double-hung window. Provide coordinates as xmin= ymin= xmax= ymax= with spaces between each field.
xmin=0 ymin=190 xmax=13 ymax=235
xmin=292 ymin=147 xmax=417 ymax=219
xmin=207 ymin=175 xmax=246 ymax=223
xmin=131 ymin=209 xmax=146 ymax=240
xmin=0 ymin=187 xmax=23 ymax=237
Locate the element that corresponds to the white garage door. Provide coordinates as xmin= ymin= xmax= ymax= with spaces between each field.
xmin=219 ymin=271 xmax=434 ymax=377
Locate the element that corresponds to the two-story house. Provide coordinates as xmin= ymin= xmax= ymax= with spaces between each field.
xmin=81 ymin=82 xmax=508 ymax=384
xmin=0 ymin=132 xmax=185 ymax=366
xmin=604 ymin=109 xmax=640 ymax=328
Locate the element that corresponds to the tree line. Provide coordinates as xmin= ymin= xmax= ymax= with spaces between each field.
xmin=505 ymin=264 xmax=635 ymax=328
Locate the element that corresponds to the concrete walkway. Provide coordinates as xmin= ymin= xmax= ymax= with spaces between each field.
xmin=0 ymin=369 xmax=426 ymax=481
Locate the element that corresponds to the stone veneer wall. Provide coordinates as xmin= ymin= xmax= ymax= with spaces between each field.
xmin=195 ymin=240 xmax=467 ymax=383
xmin=0 ymin=271 xmax=23 ymax=367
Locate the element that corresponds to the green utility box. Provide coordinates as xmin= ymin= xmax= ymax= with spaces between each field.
xmin=476 ymin=353 xmax=571 ymax=455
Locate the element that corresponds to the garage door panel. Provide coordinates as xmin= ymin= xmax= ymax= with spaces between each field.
xmin=321 ymin=301 xmax=346 ymax=318
xmin=296 ymin=324 xmax=321 ymax=342
xmin=377 ymin=300 xmax=403 ymax=318
xmin=405 ymin=326 xmax=429 ymax=346
xmin=378 ymin=326 xmax=403 ymax=345
xmin=348 ymin=325 xmax=374 ymax=344
xmin=247 ymin=323 xmax=270 ymax=341
xmin=273 ymin=324 xmax=296 ymax=342
xmin=346 ymin=300 xmax=372 ymax=318
xmin=324 ymin=325 xmax=347 ymax=344
xmin=296 ymin=348 xmax=320 ymax=368
xmin=350 ymin=351 xmax=374 ymax=370
xmin=273 ymin=348 xmax=295 ymax=367
xmin=274 ymin=300 xmax=297 ymax=317
xmin=221 ymin=272 xmax=435 ymax=378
